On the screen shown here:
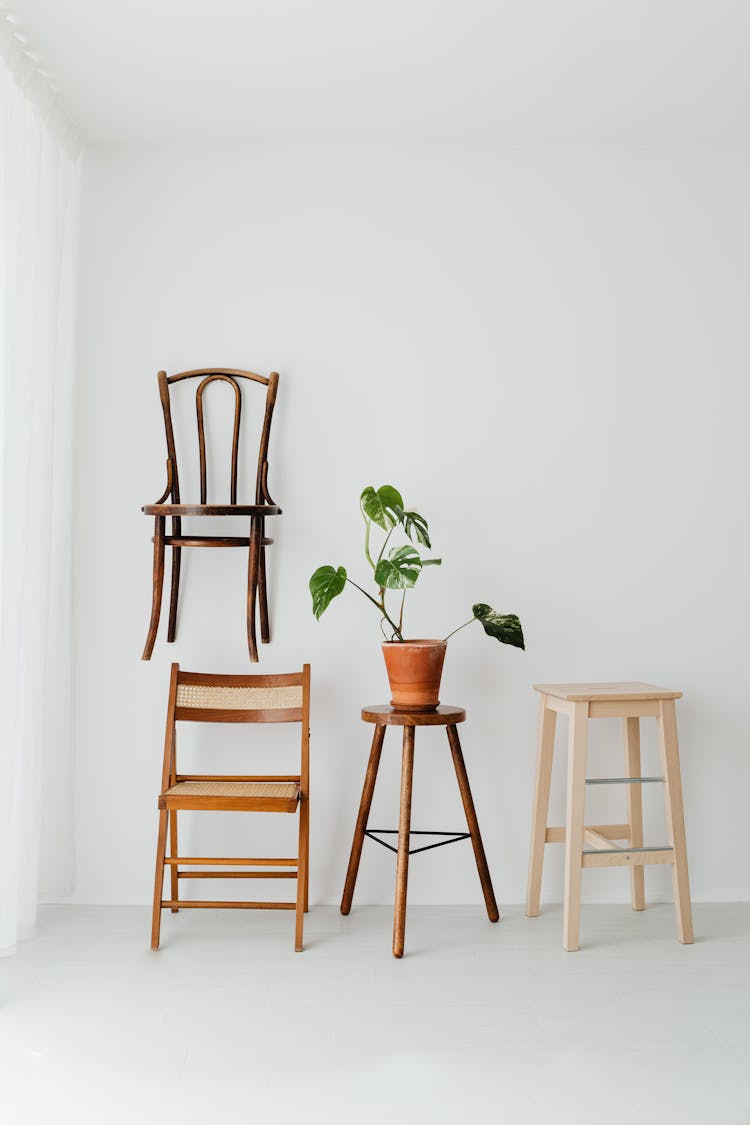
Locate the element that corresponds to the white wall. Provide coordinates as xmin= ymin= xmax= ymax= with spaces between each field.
xmin=70 ymin=143 xmax=750 ymax=908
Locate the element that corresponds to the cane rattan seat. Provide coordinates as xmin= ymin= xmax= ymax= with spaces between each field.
xmin=165 ymin=781 xmax=300 ymax=800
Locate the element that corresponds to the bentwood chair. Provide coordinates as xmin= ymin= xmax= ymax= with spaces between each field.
xmin=142 ymin=368 xmax=282 ymax=662
xmin=151 ymin=664 xmax=310 ymax=952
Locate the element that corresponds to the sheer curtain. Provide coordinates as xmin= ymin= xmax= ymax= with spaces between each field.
xmin=0 ymin=18 xmax=80 ymax=954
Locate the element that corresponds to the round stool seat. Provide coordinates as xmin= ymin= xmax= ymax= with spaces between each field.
xmin=362 ymin=704 xmax=466 ymax=726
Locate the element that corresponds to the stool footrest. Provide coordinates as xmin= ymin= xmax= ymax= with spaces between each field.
xmin=582 ymin=847 xmax=674 ymax=868
xmin=365 ymin=829 xmax=471 ymax=857
xmin=586 ymin=776 xmax=664 ymax=785
xmin=546 ymin=824 xmax=630 ymax=844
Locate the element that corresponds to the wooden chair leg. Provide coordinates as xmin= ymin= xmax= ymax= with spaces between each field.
xmin=169 ymin=811 xmax=179 ymax=912
xmin=563 ymin=702 xmax=588 ymax=952
xmin=624 ymin=716 xmax=646 ymax=911
xmin=341 ymin=725 xmax=385 ymax=915
xmin=393 ymin=725 xmax=415 ymax=959
xmin=657 ymin=699 xmax=694 ymax=944
xmin=245 ymin=516 xmax=260 ymax=662
xmin=447 ymin=724 xmax=500 ymax=922
xmin=295 ymin=797 xmax=308 ymax=952
xmin=151 ymin=809 xmax=169 ymax=950
xmin=526 ymin=695 xmax=557 ymax=917
xmin=258 ymin=539 xmax=270 ymax=645
xmin=299 ymin=792 xmax=310 ymax=913
xmin=142 ymin=515 xmax=165 ymax=660
xmin=167 ymin=516 xmax=181 ymax=643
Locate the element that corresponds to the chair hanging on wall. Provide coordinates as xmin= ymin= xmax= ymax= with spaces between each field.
xmin=142 ymin=368 xmax=281 ymax=662
xmin=151 ymin=663 xmax=311 ymax=953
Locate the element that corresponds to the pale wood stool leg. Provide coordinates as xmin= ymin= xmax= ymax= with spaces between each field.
xmin=526 ymin=695 xmax=557 ymax=917
xmin=623 ymin=716 xmax=646 ymax=911
xmin=295 ymin=797 xmax=308 ymax=952
xmin=657 ymin=699 xmax=694 ymax=944
xmin=447 ymin=724 xmax=499 ymax=922
xmin=150 ymin=809 xmax=169 ymax=950
xmin=340 ymin=725 xmax=385 ymax=915
xmin=563 ymin=702 xmax=589 ymax=952
xmin=393 ymin=725 xmax=415 ymax=959
xmin=169 ymin=810 xmax=179 ymax=912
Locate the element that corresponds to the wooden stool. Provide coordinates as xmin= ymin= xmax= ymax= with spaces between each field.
xmin=526 ymin=683 xmax=693 ymax=951
xmin=341 ymin=705 xmax=499 ymax=958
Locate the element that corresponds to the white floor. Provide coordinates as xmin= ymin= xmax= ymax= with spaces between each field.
xmin=1 ymin=903 xmax=748 ymax=1125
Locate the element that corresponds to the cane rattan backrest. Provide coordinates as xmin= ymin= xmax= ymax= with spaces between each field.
xmin=173 ymin=669 xmax=306 ymax=724
xmin=157 ymin=367 xmax=279 ymax=506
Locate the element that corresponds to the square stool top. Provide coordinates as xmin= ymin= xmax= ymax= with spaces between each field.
xmin=533 ymin=682 xmax=682 ymax=702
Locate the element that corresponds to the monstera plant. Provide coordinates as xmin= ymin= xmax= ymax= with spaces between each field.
xmin=310 ymin=484 xmax=524 ymax=711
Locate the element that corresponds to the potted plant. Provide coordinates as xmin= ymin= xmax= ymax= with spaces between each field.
xmin=310 ymin=484 xmax=524 ymax=711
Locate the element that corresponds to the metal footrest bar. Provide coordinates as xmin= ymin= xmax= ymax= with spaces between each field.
xmin=586 ymin=777 xmax=664 ymax=785
xmin=365 ymin=829 xmax=471 ymax=856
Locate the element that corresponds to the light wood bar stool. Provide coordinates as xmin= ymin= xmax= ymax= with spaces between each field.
xmin=526 ymin=682 xmax=693 ymax=951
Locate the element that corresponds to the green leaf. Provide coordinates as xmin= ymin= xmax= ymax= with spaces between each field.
xmin=472 ymin=604 xmax=525 ymax=650
xmin=374 ymin=544 xmax=422 ymax=590
xmin=360 ymin=485 xmax=404 ymax=530
xmin=397 ymin=508 xmax=432 ymax=549
xmin=310 ymin=565 xmax=347 ymax=619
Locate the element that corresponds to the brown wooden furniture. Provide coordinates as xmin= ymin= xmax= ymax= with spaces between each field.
xmin=526 ymin=682 xmax=694 ymax=951
xmin=142 ymin=367 xmax=281 ymax=662
xmin=341 ymin=705 xmax=499 ymax=958
xmin=151 ymin=664 xmax=310 ymax=952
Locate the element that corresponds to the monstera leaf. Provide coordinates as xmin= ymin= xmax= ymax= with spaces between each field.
xmin=310 ymin=565 xmax=347 ymax=619
xmin=472 ymin=604 xmax=525 ymax=649
xmin=374 ymin=545 xmax=423 ymax=589
xmin=360 ymin=485 xmax=404 ymax=530
xmin=396 ymin=507 xmax=431 ymax=549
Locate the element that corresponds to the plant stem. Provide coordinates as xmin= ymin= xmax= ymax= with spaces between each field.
xmin=346 ymin=577 xmax=403 ymax=640
xmin=398 ymin=590 xmax=406 ymax=635
xmin=362 ymin=511 xmax=375 ymax=570
xmin=443 ymin=617 xmax=477 ymax=643
xmin=376 ymin=525 xmax=394 ymax=566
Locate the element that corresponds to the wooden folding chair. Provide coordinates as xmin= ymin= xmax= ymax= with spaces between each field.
xmin=151 ymin=664 xmax=310 ymax=952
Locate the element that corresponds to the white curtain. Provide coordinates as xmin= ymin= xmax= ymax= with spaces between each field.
xmin=0 ymin=19 xmax=80 ymax=955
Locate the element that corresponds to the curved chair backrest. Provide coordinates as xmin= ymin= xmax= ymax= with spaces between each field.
xmin=157 ymin=367 xmax=279 ymax=505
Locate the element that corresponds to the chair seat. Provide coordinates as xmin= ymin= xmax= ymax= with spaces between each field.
xmin=161 ymin=779 xmax=300 ymax=812
xmin=143 ymin=504 xmax=281 ymax=517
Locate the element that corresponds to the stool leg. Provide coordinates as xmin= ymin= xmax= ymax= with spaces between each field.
xmin=447 ymin=724 xmax=500 ymax=922
xmin=623 ymin=717 xmax=646 ymax=911
xmin=393 ymin=725 xmax=415 ymax=959
xmin=657 ymin=699 xmax=694 ymax=944
xmin=340 ymin=725 xmax=385 ymax=915
xmin=526 ymin=695 xmax=557 ymax=917
xmin=563 ymin=702 xmax=588 ymax=952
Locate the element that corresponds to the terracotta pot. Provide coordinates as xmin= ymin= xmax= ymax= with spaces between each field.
xmin=382 ymin=639 xmax=447 ymax=712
